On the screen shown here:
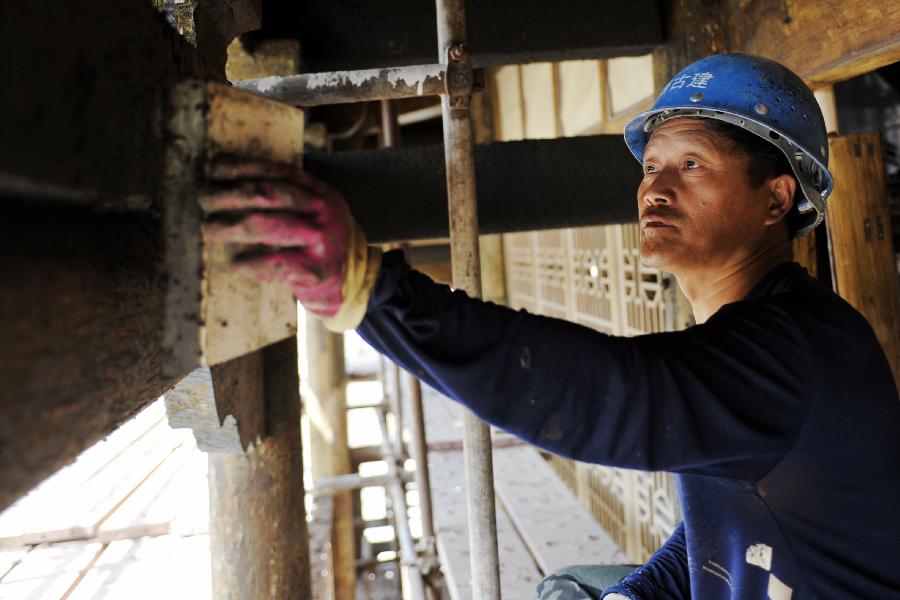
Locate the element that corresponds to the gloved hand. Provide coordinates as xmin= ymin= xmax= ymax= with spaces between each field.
xmin=201 ymin=157 xmax=381 ymax=332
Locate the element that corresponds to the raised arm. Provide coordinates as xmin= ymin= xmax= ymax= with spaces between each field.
xmin=358 ymin=250 xmax=811 ymax=480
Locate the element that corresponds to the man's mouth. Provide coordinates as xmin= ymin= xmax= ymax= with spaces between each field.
xmin=640 ymin=216 xmax=676 ymax=229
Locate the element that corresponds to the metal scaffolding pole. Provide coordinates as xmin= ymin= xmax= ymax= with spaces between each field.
xmin=436 ymin=1 xmax=501 ymax=598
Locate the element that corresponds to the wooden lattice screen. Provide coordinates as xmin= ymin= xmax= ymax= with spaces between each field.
xmin=493 ymin=60 xmax=683 ymax=562
xmin=503 ymin=226 xmax=682 ymax=562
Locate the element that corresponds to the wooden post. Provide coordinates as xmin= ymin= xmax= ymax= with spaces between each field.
xmin=306 ymin=318 xmax=356 ymax=599
xmin=208 ymin=338 xmax=311 ymax=599
xmin=825 ymin=134 xmax=900 ymax=395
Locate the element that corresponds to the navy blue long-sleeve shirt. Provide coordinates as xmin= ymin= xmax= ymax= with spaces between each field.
xmin=357 ymin=250 xmax=900 ymax=599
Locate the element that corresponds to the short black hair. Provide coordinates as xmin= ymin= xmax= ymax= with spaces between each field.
xmin=701 ymin=119 xmax=802 ymax=237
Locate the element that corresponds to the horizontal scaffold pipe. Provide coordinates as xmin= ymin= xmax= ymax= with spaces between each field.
xmin=304 ymin=135 xmax=642 ymax=244
xmin=234 ymin=63 xmax=458 ymax=107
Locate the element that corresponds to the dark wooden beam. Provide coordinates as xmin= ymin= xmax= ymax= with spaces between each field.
xmin=0 ymin=207 xmax=187 ymax=512
xmin=305 ymin=135 xmax=642 ymax=243
xmin=248 ymin=1 xmax=662 ymax=72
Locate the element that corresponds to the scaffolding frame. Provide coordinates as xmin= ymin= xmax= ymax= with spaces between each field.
xmin=241 ymin=2 xmax=502 ymax=597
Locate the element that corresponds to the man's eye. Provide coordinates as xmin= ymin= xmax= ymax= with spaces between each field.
xmin=643 ymin=164 xmax=657 ymax=174
xmin=684 ymin=160 xmax=699 ymax=169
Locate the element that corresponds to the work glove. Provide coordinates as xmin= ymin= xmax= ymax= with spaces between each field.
xmin=201 ymin=157 xmax=382 ymax=332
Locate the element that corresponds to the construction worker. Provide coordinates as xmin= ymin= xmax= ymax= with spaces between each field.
xmin=202 ymin=54 xmax=900 ymax=598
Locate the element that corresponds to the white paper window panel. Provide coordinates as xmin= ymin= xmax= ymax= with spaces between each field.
xmin=558 ymin=60 xmax=603 ymax=137
xmin=521 ymin=63 xmax=558 ymax=139
xmin=494 ymin=65 xmax=525 ymax=141
xmin=607 ymin=54 xmax=654 ymax=114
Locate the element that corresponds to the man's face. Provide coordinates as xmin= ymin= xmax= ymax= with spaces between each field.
xmin=636 ymin=118 xmax=777 ymax=272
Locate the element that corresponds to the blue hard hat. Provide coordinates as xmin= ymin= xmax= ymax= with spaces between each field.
xmin=624 ymin=53 xmax=833 ymax=235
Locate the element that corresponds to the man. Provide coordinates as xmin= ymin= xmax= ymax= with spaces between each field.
xmin=203 ymin=54 xmax=900 ymax=598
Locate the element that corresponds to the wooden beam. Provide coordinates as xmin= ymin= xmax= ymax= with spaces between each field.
xmin=726 ymin=0 xmax=900 ymax=87
xmin=164 ymin=354 xmax=265 ymax=453
xmin=250 ymin=0 xmax=662 ymax=72
xmin=208 ymin=339 xmax=311 ymax=599
xmin=304 ymin=135 xmax=642 ymax=243
xmin=826 ymin=134 xmax=900 ymax=395
xmin=0 ymin=209 xmax=184 ymax=513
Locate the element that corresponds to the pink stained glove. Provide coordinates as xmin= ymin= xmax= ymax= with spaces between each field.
xmin=201 ymin=157 xmax=381 ymax=331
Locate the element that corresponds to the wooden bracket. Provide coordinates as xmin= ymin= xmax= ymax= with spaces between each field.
xmin=164 ymin=352 xmax=265 ymax=453
xmin=161 ymin=80 xmax=304 ymax=377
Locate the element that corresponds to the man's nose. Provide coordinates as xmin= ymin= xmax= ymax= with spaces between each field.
xmin=642 ymin=169 xmax=676 ymax=206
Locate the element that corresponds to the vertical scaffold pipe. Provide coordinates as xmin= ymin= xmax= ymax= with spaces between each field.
xmin=436 ymin=1 xmax=502 ymax=598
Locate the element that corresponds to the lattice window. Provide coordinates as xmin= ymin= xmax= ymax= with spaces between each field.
xmin=569 ymin=226 xmax=617 ymax=334
xmin=503 ymin=232 xmax=537 ymax=312
xmin=502 ymin=224 xmax=683 ymax=562
xmin=617 ymin=224 xmax=668 ymax=336
xmin=535 ymin=229 xmax=569 ymax=319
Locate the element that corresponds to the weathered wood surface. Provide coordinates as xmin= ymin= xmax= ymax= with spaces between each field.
xmin=162 ymin=81 xmax=301 ymax=376
xmin=0 ymin=0 xmax=256 ymax=511
xmin=726 ymin=0 xmax=900 ymax=86
xmin=0 ymin=0 xmax=230 ymax=207
xmin=208 ymin=339 xmax=310 ymax=600
xmin=826 ymin=134 xmax=900 ymax=394
xmin=0 ymin=209 xmax=186 ymax=512
xmin=165 ymin=352 xmax=265 ymax=453
xmin=252 ymin=1 xmax=661 ymax=72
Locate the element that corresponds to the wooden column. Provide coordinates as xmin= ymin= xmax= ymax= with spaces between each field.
xmin=208 ymin=338 xmax=311 ymax=599
xmin=825 ymin=134 xmax=900 ymax=395
xmin=306 ymin=318 xmax=356 ymax=599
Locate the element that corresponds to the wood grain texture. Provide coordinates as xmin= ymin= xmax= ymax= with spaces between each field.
xmin=208 ymin=338 xmax=310 ymax=599
xmin=164 ymin=352 xmax=265 ymax=453
xmin=0 ymin=208 xmax=185 ymax=512
xmin=727 ymin=0 xmax=900 ymax=86
xmin=826 ymin=134 xmax=900 ymax=394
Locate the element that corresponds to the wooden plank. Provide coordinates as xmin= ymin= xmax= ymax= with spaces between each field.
xmin=98 ymin=439 xmax=197 ymax=535
xmin=492 ymin=446 xmax=627 ymax=574
xmin=65 ymin=534 xmax=212 ymax=600
xmin=826 ymin=134 xmax=900 ymax=394
xmin=0 ymin=541 xmax=103 ymax=599
xmin=0 ymin=547 xmax=29 ymax=582
xmin=0 ymin=402 xmax=167 ymax=535
xmin=428 ymin=451 xmax=543 ymax=600
xmin=727 ymin=0 xmax=900 ymax=86
xmin=0 ymin=418 xmax=188 ymax=546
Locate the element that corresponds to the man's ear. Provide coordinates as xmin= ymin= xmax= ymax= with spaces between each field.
xmin=764 ymin=174 xmax=796 ymax=225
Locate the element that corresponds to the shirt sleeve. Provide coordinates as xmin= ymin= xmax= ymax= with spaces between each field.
xmin=357 ymin=250 xmax=812 ymax=480
xmin=602 ymin=523 xmax=690 ymax=599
